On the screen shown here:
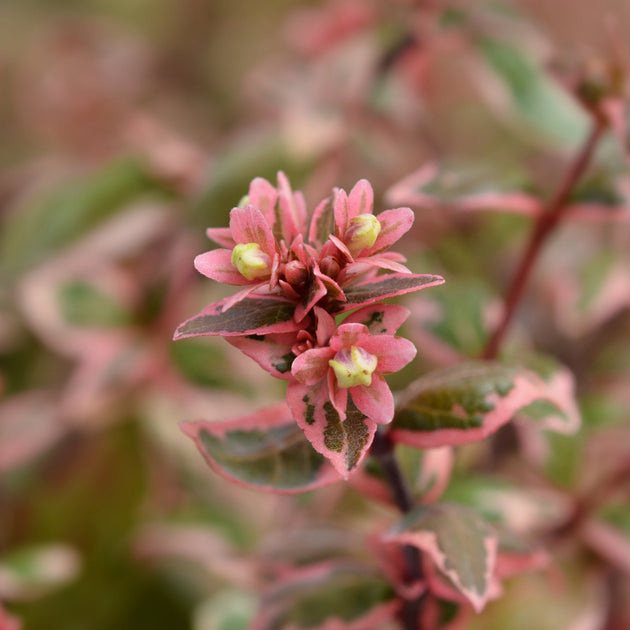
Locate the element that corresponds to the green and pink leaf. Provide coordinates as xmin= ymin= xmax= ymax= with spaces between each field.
xmin=387 ymin=503 xmax=498 ymax=612
xmin=173 ymin=295 xmax=299 ymax=339
xmin=226 ymin=332 xmax=297 ymax=380
xmin=336 ymin=273 xmax=445 ymax=312
xmin=181 ymin=403 xmax=340 ymax=493
xmin=250 ymin=561 xmax=397 ymax=630
xmin=391 ymin=361 xmax=581 ymax=449
xmin=287 ymin=381 xmax=377 ymax=478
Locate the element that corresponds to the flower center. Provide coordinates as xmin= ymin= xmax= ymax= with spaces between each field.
xmin=231 ymin=243 xmax=271 ymax=281
xmin=329 ymin=345 xmax=378 ymax=388
xmin=345 ymin=214 xmax=381 ymax=256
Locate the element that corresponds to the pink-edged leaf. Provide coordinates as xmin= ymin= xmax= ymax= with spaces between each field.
xmin=387 ymin=503 xmax=498 ymax=612
xmin=342 ymin=304 xmax=410 ymax=335
xmin=294 ymin=269 xmax=329 ymax=323
xmin=205 ymin=226 xmax=235 ymax=248
xmin=336 ymin=273 xmax=445 ymax=312
xmin=249 ymin=176 xmax=278 ymax=224
xmin=308 ymin=196 xmax=334 ymax=247
xmin=362 ymin=207 xmax=414 ymax=257
xmin=194 ymin=249 xmax=251 ymax=285
xmin=181 ymin=403 xmax=340 ymax=493
xmin=333 ymin=187 xmax=349 ymax=237
xmin=515 ymin=360 xmax=581 ymax=434
xmin=229 ymin=205 xmax=276 ymax=255
xmin=250 ymin=561 xmax=398 ymax=630
xmin=173 ymin=295 xmax=298 ymax=339
xmin=391 ymin=361 xmax=580 ymax=449
xmin=277 ymin=171 xmax=307 ymax=243
xmin=416 ymin=446 xmax=454 ymax=504
xmin=328 ymin=233 xmax=354 ymax=262
xmin=226 ymin=332 xmax=297 ymax=380
xmin=385 ymin=162 xmax=541 ymax=216
xmin=347 ymin=179 xmax=374 ymax=219
xmin=360 ymin=256 xmax=411 ymax=274
xmin=287 ymin=382 xmax=377 ymax=478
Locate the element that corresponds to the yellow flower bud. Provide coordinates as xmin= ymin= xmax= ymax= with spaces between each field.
xmin=231 ymin=243 xmax=271 ymax=281
xmin=345 ymin=214 xmax=381 ymax=256
xmin=329 ymin=346 xmax=378 ymax=388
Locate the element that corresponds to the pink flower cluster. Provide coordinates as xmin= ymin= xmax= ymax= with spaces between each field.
xmin=175 ymin=173 xmax=443 ymax=476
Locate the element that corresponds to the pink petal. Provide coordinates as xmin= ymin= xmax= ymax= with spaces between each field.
xmin=248 ymin=177 xmax=278 ymax=225
xmin=328 ymin=369 xmax=348 ymax=417
xmin=343 ymin=304 xmax=410 ymax=335
xmin=194 ymin=249 xmax=251 ymax=285
xmin=330 ymin=323 xmax=369 ymax=351
xmin=205 ymin=227 xmax=235 ymax=248
xmin=354 ymin=255 xmax=411 ymax=274
xmin=347 ymin=179 xmax=374 ymax=220
xmin=229 ymin=205 xmax=276 ymax=256
xmin=291 ymin=347 xmax=334 ymax=385
xmin=362 ymin=207 xmax=414 ymax=257
xmin=361 ymin=335 xmax=417 ymax=373
xmin=351 ymin=373 xmax=395 ymax=423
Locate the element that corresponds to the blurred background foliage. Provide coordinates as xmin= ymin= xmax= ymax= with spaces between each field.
xmin=1 ymin=0 xmax=630 ymax=628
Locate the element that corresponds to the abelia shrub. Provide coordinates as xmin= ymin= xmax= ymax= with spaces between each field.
xmin=175 ymin=173 xmax=444 ymax=474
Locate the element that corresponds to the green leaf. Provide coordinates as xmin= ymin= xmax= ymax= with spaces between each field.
xmin=58 ymin=281 xmax=132 ymax=328
xmin=181 ymin=404 xmax=340 ymax=493
xmin=174 ymin=296 xmax=299 ymax=339
xmin=251 ymin=562 xmax=397 ymax=630
xmin=387 ymin=503 xmax=497 ymax=612
xmin=0 ymin=158 xmax=173 ymax=276
xmin=392 ymin=361 xmax=580 ymax=448
xmin=477 ymin=38 xmax=589 ymax=149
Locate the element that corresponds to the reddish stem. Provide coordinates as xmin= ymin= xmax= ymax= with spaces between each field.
xmin=371 ymin=430 xmax=424 ymax=629
xmin=482 ymin=116 xmax=607 ymax=360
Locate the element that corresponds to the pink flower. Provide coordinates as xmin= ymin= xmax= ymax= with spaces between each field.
xmin=285 ymin=304 xmax=416 ymax=476
xmin=289 ymin=306 xmax=416 ymax=423
xmin=187 ymin=173 xmax=422 ymax=323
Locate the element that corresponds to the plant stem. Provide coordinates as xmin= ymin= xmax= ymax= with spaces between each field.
xmin=371 ymin=430 xmax=424 ymax=629
xmin=482 ymin=117 xmax=607 ymax=360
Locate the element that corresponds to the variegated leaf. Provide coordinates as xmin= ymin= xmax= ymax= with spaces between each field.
xmin=387 ymin=503 xmax=497 ymax=612
xmin=181 ymin=404 xmax=340 ymax=493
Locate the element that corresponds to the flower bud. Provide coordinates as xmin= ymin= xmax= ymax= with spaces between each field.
xmin=320 ymin=255 xmax=341 ymax=278
xmin=344 ymin=214 xmax=381 ymax=256
xmin=329 ymin=345 xmax=378 ymax=388
xmin=231 ymin=243 xmax=271 ymax=281
xmin=284 ymin=260 xmax=308 ymax=286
